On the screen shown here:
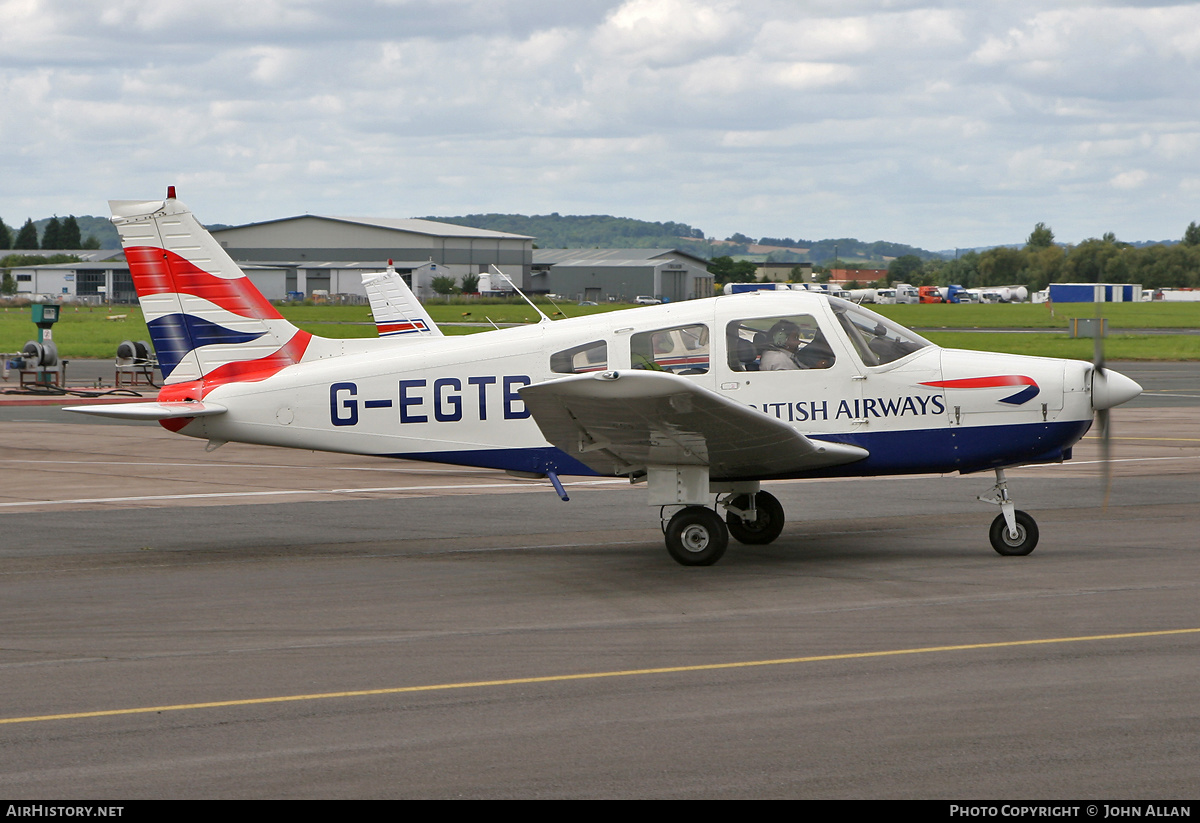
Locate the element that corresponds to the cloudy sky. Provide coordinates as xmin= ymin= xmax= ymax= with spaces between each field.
xmin=3 ymin=0 xmax=1199 ymax=249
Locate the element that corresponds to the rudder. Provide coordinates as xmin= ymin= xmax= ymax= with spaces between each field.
xmin=111 ymin=188 xmax=311 ymax=388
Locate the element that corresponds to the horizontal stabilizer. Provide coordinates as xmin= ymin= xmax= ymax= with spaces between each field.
xmin=520 ymin=370 xmax=868 ymax=479
xmin=64 ymin=401 xmax=228 ymax=420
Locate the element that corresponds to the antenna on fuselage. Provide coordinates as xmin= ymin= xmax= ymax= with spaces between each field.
xmin=492 ymin=265 xmax=551 ymax=324
xmin=543 ymin=293 xmax=570 ymax=319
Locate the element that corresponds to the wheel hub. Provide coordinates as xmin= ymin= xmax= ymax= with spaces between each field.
xmin=1003 ymin=525 xmax=1026 ymax=546
xmin=681 ymin=524 xmax=711 ymax=552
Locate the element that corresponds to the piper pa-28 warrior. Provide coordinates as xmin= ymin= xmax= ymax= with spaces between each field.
xmin=69 ymin=190 xmax=1143 ymax=566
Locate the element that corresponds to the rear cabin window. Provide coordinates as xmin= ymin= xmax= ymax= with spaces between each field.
xmin=726 ymin=315 xmax=835 ymax=371
xmin=630 ymin=324 xmax=709 ymax=374
xmin=550 ymin=340 xmax=608 ymax=374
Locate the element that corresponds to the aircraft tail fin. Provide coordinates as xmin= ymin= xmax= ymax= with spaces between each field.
xmin=362 ymin=263 xmax=444 ymax=338
xmin=110 ymin=189 xmax=312 ymax=389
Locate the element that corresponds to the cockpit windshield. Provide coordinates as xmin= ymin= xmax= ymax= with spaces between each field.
xmin=827 ymin=296 xmax=933 ymax=366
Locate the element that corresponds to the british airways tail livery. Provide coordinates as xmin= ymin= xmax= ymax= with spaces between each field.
xmin=70 ymin=190 xmax=1143 ymax=566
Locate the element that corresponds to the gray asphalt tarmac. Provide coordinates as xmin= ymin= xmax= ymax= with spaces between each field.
xmin=1 ymin=362 xmax=1197 ymax=798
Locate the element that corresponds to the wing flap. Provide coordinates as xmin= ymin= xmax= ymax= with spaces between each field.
xmin=520 ymin=370 xmax=867 ymax=478
xmin=64 ymin=401 xmax=228 ymax=420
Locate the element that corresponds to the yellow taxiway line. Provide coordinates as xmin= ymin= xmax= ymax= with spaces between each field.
xmin=4 ymin=627 xmax=1198 ymax=726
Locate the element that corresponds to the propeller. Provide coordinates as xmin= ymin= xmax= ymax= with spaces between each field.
xmin=1089 ymin=300 xmax=1142 ymax=507
xmin=1093 ymin=302 xmax=1111 ymax=506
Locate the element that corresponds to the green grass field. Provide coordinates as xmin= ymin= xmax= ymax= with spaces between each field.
xmin=923 ymin=332 xmax=1200 ymax=361
xmin=4 ymin=300 xmax=1198 ymax=360
xmin=873 ymin=301 xmax=1200 ymax=329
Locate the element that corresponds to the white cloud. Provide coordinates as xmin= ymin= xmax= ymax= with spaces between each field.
xmin=2 ymin=1 xmax=1199 ymax=247
xmin=1111 ymin=169 xmax=1149 ymax=189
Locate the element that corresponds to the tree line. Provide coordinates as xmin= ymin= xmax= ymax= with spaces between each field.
xmin=0 ymin=215 xmax=102 ymax=250
xmin=707 ymin=222 xmax=1200 ymax=292
xmin=879 ymin=222 xmax=1200 ymax=292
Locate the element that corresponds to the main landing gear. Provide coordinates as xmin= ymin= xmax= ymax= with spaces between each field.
xmin=979 ymin=468 xmax=1039 ymax=556
xmin=657 ymin=470 xmax=1041 ymax=566
xmin=662 ymin=490 xmax=786 ymax=566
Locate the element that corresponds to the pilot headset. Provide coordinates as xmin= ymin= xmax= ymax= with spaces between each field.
xmin=770 ymin=320 xmax=800 ymax=348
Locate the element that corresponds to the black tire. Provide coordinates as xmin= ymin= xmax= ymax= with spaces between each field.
xmin=989 ymin=510 xmax=1039 ymax=556
xmin=665 ymin=506 xmax=729 ymax=566
xmin=725 ymin=491 xmax=786 ymax=545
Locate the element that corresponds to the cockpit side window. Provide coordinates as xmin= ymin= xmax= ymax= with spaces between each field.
xmin=725 ymin=315 xmax=834 ymax=371
xmin=550 ymin=340 xmax=608 ymax=374
xmin=630 ymin=324 xmax=709 ymax=374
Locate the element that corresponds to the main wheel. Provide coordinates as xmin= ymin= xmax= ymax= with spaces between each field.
xmin=989 ymin=510 xmax=1039 ymax=556
xmin=665 ymin=506 xmax=729 ymax=566
xmin=725 ymin=491 xmax=785 ymax=545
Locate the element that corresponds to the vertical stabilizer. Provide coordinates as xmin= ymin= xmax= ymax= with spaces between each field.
xmin=362 ymin=263 xmax=444 ymax=338
xmin=110 ymin=191 xmax=311 ymax=388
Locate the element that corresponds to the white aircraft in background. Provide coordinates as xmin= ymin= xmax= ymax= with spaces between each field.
xmin=69 ymin=190 xmax=1142 ymax=566
xmin=361 ymin=262 xmax=443 ymax=338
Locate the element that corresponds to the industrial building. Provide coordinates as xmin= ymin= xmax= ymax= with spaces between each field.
xmin=210 ymin=215 xmax=535 ymax=300
xmin=755 ymin=261 xmax=813 ymax=283
xmin=531 ymin=248 xmax=713 ymax=303
xmin=7 ymin=250 xmax=132 ymax=303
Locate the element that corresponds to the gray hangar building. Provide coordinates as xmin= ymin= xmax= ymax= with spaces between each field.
xmin=531 ymin=248 xmax=713 ymax=303
xmin=210 ymin=215 xmax=713 ymax=303
xmin=210 ymin=215 xmax=535 ymax=300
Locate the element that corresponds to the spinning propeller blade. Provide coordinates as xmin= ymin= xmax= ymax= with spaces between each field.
xmin=1094 ymin=302 xmax=1112 ymax=507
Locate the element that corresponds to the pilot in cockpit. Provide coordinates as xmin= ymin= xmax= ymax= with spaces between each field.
xmin=760 ymin=320 xmax=835 ymax=370
xmin=760 ymin=320 xmax=804 ymax=370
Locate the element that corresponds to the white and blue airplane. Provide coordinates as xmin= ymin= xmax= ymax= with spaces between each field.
xmin=68 ymin=190 xmax=1143 ymax=565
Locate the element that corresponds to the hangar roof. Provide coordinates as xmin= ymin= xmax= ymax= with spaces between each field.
xmin=533 ymin=248 xmax=709 ymax=267
xmin=213 ymin=215 xmax=532 ymax=241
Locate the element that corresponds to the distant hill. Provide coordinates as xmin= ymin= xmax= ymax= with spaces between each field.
xmin=755 ymin=236 xmax=943 ymax=264
xmin=421 ymin=213 xmax=713 ymax=256
xmin=13 ymin=209 xmax=1178 ymax=263
xmin=937 ymin=238 xmax=1179 ymax=257
xmin=801 ymin=238 xmax=944 ymax=265
xmin=422 ymin=213 xmax=947 ymax=264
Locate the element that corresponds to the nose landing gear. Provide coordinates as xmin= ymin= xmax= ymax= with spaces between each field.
xmin=979 ymin=469 xmax=1039 ymax=556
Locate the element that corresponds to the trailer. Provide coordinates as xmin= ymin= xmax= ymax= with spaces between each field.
xmin=722 ymin=282 xmax=791 ymax=295
xmin=1048 ymin=283 xmax=1142 ymax=303
xmin=1153 ymin=288 xmax=1200 ymax=302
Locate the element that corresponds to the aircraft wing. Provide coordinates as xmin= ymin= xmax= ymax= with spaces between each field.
xmin=64 ymin=401 xmax=227 ymax=420
xmin=520 ymin=370 xmax=868 ymax=478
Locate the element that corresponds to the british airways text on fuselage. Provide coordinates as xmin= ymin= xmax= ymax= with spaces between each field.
xmin=750 ymin=394 xmax=947 ymax=422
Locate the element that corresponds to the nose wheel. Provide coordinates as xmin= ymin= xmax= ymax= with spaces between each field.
xmin=664 ymin=506 xmax=729 ymax=566
xmin=989 ymin=510 xmax=1039 ymax=556
xmin=979 ymin=469 xmax=1039 ymax=556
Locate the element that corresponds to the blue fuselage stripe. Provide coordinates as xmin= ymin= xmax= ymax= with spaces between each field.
xmin=382 ymin=419 xmax=1093 ymax=479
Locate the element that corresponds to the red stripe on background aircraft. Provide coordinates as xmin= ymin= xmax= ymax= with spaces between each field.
xmin=68 ymin=190 xmax=1142 ymax=565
